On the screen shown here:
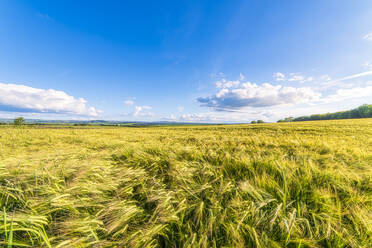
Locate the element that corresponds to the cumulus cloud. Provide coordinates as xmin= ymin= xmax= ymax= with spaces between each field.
xmin=123 ymin=97 xmax=154 ymax=118
xmin=273 ymin=72 xmax=286 ymax=81
xmin=363 ymin=32 xmax=372 ymax=41
xmin=198 ymin=81 xmax=321 ymax=110
xmin=194 ymin=69 xmax=372 ymax=122
xmin=133 ymin=105 xmax=153 ymax=117
xmin=179 ymin=100 xmax=364 ymax=123
xmin=0 ymin=82 xmax=101 ymax=116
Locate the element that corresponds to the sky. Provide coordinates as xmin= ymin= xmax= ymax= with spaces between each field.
xmin=1 ymin=0 xmax=372 ymax=123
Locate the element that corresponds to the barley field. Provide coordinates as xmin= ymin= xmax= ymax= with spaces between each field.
xmin=0 ymin=119 xmax=371 ymax=247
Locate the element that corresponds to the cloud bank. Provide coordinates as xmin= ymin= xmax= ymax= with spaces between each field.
xmin=191 ymin=68 xmax=372 ymax=123
xmin=197 ymin=81 xmax=320 ymax=110
xmin=0 ymin=82 xmax=101 ymax=116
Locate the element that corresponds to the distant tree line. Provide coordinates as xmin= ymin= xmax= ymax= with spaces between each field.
xmin=278 ymin=104 xmax=372 ymax=122
xmin=251 ymin=120 xmax=264 ymax=124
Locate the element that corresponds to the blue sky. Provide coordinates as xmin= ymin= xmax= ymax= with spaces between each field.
xmin=1 ymin=0 xmax=372 ymax=122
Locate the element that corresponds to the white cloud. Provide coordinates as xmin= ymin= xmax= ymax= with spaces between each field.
xmin=322 ymin=86 xmax=372 ymax=103
xmin=177 ymin=106 xmax=184 ymax=112
xmin=320 ymin=70 xmax=372 ymax=89
xmin=337 ymin=70 xmax=372 ymax=81
xmin=273 ymin=72 xmax=312 ymax=83
xmin=363 ymin=62 xmax=372 ymax=70
xmin=239 ymin=73 xmax=245 ymax=81
xmin=165 ymin=114 xmax=177 ymax=121
xmin=133 ymin=105 xmax=153 ymax=117
xmin=193 ymin=70 xmax=372 ymax=123
xmin=288 ymin=73 xmax=305 ymax=82
xmin=216 ymin=79 xmax=240 ymax=88
xmin=178 ymin=108 xmax=289 ymax=123
xmin=198 ymin=81 xmax=320 ymax=110
xmin=124 ymin=100 xmax=135 ymax=106
xmin=320 ymin=75 xmax=332 ymax=81
xmin=363 ymin=32 xmax=372 ymax=41
xmin=273 ymin=72 xmax=286 ymax=81
xmin=123 ymin=98 xmax=154 ymax=118
xmin=0 ymin=82 xmax=101 ymax=116
xmin=179 ymin=113 xmax=213 ymax=122
xmin=288 ymin=73 xmax=313 ymax=83
xmin=179 ymin=100 xmax=366 ymax=123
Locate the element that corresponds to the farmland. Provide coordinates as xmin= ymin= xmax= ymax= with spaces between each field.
xmin=0 ymin=119 xmax=371 ymax=247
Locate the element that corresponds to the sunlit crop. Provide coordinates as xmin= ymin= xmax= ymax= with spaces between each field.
xmin=1 ymin=119 xmax=371 ymax=247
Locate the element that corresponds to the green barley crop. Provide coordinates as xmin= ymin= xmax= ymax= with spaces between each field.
xmin=0 ymin=119 xmax=371 ymax=247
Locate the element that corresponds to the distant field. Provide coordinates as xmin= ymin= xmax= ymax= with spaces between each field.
xmin=1 ymin=119 xmax=371 ymax=247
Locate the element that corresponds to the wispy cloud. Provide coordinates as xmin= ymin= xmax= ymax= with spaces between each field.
xmin=177 ymin=106 xmax=184 ymax=112
xmin=363 ymin=32 xmax=372 ymax=41
xmin=320 ymin=75 xmax=332 ymax=81
xmin=337 ymin=70 xmax=372 ymax=81
xmin=288 ymin=73 xmax=313 ymax=83
xmin=273 ymin=72 xmax=312 ymax=83
xmin=321 ymin=70 xmax=372 ymax=88
xmin=363 ymin=62 xmax=372 ymax=70
xmin=215 ymin=79 xmax=240 ymax=88
xmin=0 ymin=82 xmax=101 ymax=116
xmin=239 ymin=73 xmax=245 ymax=81
xmin=124 ymin=100 xmax=135 ymax=106
xmin=37 ymin=13 xmax=54 ymax=22
xmin=321 ymin=86 xmax=372 ymax=103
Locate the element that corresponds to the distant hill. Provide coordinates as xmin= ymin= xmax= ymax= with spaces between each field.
xmin=0 ymin=118 xmax=215 ymax=126
xmin=278 ymin=104 xmax=372 ymax=122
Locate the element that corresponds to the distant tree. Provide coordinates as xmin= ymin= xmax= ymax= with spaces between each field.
xmin=251 ymin=120 xmax=257 ymax=124
xmin=14 ymin=117 xmax=25 ymax=126
xmin=284 ymin=117 xmax=294 ymax=122
xmin=357 ymin=104 xmax=371 ymax=118
xmin=278 ymin=117 xmax=293 ymax=123
xmin=257 ymin=120 xmax=264 ymax=123
xmin=286 ymin=104 xmax=372 ymax=122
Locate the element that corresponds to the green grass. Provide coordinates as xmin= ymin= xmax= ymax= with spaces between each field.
xmin=0 ymin=119 xmax=371 ymax=247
